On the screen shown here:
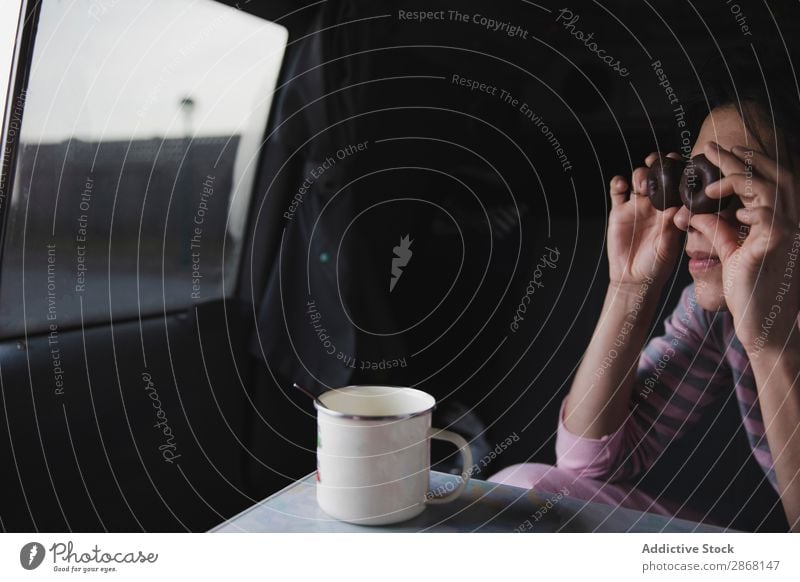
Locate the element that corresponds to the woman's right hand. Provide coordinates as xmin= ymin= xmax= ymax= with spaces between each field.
xmin=607 ymin=152 xmax=683 ymax=289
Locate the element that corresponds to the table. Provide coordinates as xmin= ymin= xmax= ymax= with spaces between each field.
xmin=212 ymin=472 xmax=727 ymax=533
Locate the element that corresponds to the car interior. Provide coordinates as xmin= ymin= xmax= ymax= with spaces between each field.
xmin=0 ymin=0 xmax=795 ymax=532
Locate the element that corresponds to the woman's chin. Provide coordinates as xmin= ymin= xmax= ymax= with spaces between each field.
xmin=690 ymin=276 xmax=728 ymax=312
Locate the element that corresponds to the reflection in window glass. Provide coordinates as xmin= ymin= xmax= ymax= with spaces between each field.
xmin=0 ymin=0 xmax=287 ymax=338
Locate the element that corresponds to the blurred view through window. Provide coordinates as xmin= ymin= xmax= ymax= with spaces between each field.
xmin=0 ymin=0 xmax=287 ymax=338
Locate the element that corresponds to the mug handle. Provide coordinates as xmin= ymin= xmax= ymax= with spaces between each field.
xmin=426 ymin=428 xmax=473 ymax=505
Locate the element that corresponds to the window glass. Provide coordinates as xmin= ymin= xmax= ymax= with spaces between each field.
xmin=0 ymin=0 xmax=287 ymax=338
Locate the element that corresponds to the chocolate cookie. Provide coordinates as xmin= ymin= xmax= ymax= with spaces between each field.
xmin=679 ymin=154 xmax=729 ymax=214
xmin=646 ymin=155 xmax=685 ymax=210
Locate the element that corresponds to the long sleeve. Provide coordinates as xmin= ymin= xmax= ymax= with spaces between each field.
xmin=556 ymin=283 xmax=732 ymax=481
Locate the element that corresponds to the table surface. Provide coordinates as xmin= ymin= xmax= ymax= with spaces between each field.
xmin=212 ymin=472 xmax=728 ymax=533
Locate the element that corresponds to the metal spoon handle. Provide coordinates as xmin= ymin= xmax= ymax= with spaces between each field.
xmin=293 ymin=382 xmax=326 ymax=407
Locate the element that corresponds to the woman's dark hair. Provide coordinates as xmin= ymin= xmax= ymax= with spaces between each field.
xmin=686 ymin=43 xmax=800 ymax=164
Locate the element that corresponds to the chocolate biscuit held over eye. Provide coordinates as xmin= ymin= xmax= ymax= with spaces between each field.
xmin=646 ymin=155 xmax=685 ymax=210
xmin=679 ymin=154 xmax=730 ymax=214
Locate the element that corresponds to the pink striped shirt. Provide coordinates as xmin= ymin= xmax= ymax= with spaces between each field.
xmin=557 ymin=283 xmax=778 ymax=490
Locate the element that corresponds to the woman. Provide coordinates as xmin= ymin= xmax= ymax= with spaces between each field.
xmin=490 ymin=50 xmax=800 ymax=531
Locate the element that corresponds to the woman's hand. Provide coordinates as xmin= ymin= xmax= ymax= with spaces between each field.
xmin=567 ymin=153 xmax=683 ymax=438
xmin=692 ymin=141 xmax=800 ymax=353
xmin=607 ymin=152 xmax=683 ymax=289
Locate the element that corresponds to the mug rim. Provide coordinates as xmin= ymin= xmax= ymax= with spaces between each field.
xmin=314 ymin=385 xmax=436 ymax=421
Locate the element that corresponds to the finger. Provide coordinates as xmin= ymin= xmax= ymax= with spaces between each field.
xmin=705 ymin=173 xmax=777 ymax=207
xmin=731 ymin=145 xmax=800 ymax=219
xmin=688 ymin=214 xmax=741 ymax=263
xmin=703 ymin=141 xmax=748 ymax=177
xmin=609 ymin=175 xmax=628 ymax=207
xmin=735 ymin=206 xmax=777 ymax=227
xmin=736 ymin=207 xmax=787 ymax=256
xmin=730 ymin=145 xmax=781 ymax=182
xmin=632 ymin=166 xmax=649 ymax=195
xmin=654 ymin=206 xmax=682 ymax=251
xmin=673 ymin=205 xmax=690 ymax=231
xmin=659 ymin=205 xmax=681 ymax=229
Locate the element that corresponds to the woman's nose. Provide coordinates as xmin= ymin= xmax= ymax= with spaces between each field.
xmin=673 ymin=205 xmax=691 ymax=231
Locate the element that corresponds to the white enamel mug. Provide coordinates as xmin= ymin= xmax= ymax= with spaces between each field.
xmin=314 ymin=385 xmax=473 ymax=525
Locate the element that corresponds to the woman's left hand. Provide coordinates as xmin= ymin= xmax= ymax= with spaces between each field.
xmin=690 ymin=141 xmax=800 ymax=355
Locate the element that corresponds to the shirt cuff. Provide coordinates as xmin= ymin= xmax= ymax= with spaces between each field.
xmin=555 ymin=396 xmax=627 ymax=479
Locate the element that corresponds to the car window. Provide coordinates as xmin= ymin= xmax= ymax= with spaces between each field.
xmin=0 ymin=0 xmax=287 ymax=338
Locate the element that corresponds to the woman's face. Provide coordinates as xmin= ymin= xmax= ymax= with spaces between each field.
xmin=673 ymin=107 xmax=757 ymax=311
